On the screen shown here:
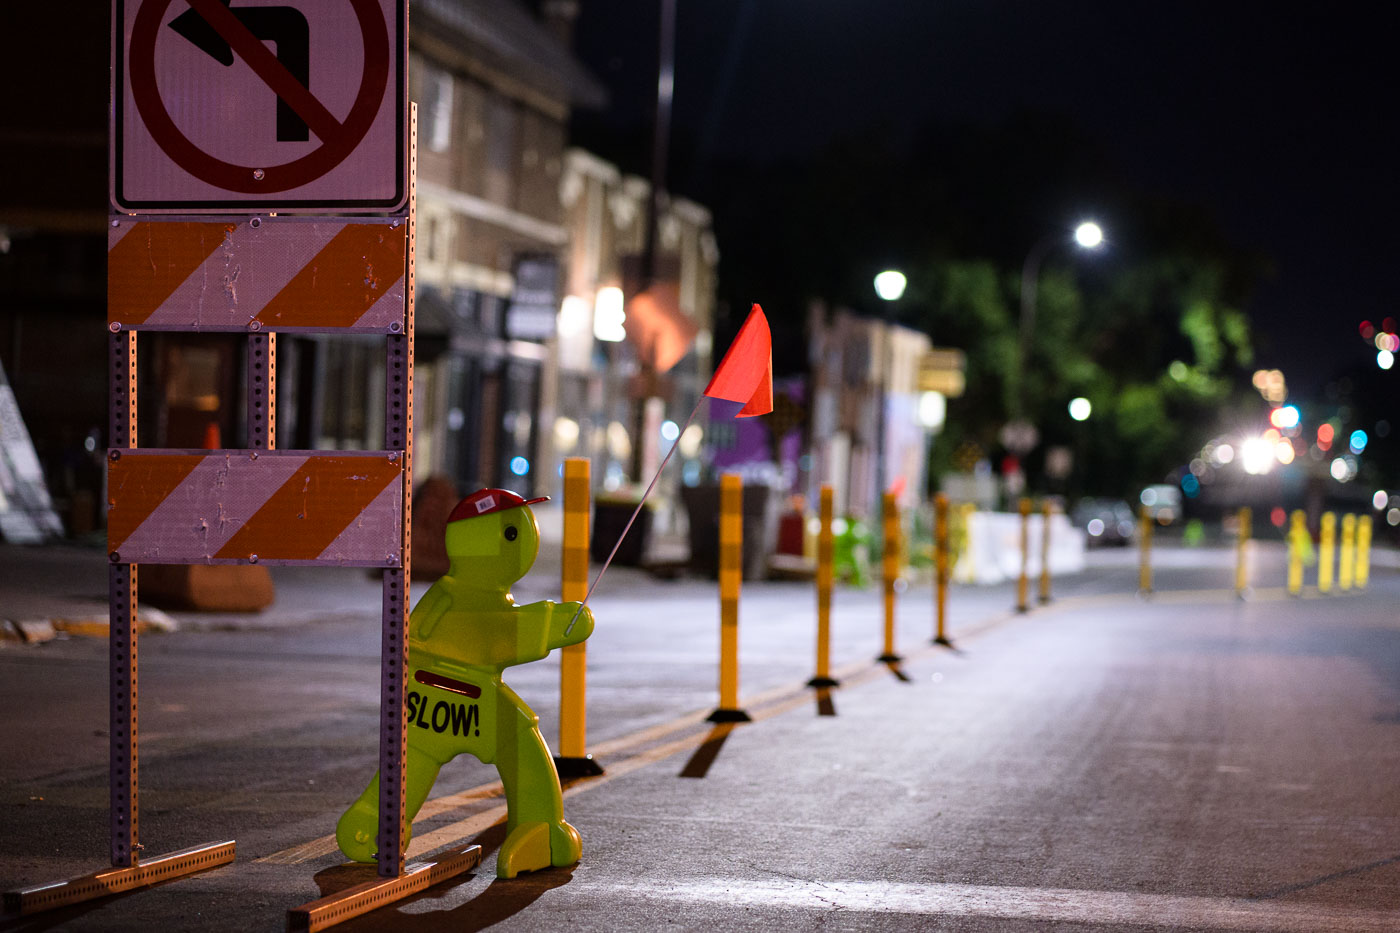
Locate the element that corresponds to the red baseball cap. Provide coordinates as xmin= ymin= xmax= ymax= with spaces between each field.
xmin=447 ymin=488 xmax=549 ymax=523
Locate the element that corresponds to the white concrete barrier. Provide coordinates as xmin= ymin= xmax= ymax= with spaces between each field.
xmin=953 ymin=511 xmax=1086 ymax=585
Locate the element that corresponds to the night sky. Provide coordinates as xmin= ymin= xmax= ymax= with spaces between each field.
xmin=569 ymin=1 xmax=1400 ymax=397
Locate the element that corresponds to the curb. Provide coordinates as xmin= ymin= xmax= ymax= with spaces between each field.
xmin=3 ymin=609 xmax=179 ymax=644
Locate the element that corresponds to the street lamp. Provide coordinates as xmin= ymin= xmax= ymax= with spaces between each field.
xmin=1073 ymin=221 xmax=1104 ymax=249
xmin=1016 ymin=220 xmax=1106 ymax=420
xmin=872 ymin=269 xmax=906 ymax=508
xmin=874 ymin=269 xmax=907 ymax=302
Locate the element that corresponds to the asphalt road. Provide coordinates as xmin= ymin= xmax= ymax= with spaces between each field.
xmin=3 ymin=544 xmax=1399 ymax=931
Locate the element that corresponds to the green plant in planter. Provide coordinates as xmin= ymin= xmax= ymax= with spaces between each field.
xmin=833 ymin=516 xmax=873 ymax=588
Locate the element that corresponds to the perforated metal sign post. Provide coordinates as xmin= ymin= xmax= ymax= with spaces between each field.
xmin=7 ymin=7 xmax=480 ymax=923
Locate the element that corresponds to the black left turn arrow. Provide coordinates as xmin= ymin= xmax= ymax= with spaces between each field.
xmin=170 ymin=1 xmax=313 ymax=142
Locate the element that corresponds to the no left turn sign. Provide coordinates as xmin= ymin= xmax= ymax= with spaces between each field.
xmin=111 ymin=0 xmax=406 ymax=213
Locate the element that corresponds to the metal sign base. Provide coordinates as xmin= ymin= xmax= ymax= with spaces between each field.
xmin=3 ymin=841 xmax=236 ymax=916
xmin=287 ymin=846 xmax=481 ymax=932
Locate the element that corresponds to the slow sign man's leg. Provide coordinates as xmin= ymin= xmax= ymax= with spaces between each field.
xmin=336 ymin=739 xmax=446 ymax=862
xmin=494 ymin=687 xmax=580 ymax=878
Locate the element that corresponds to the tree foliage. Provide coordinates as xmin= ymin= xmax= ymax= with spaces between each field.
xmin=703 ymin=113 xmax=1268 ymax=499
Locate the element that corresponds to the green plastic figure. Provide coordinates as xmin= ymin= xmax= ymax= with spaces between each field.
xmin=336 ymin=488 xmax=595 ymax=878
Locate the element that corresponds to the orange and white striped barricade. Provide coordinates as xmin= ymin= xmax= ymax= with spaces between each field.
xmin=6 ymin=21 xmax=478 ymax=920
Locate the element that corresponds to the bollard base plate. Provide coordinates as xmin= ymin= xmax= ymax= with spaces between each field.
xmin=806 ymin=676 xmax=840 ymax=688
xmin=877 ymin=653 xmax=903 ymax=664
xmin=706 ymin=708 xmax=752 ymax=723
xmin=553 ymin=755 xmax=605 ymax=778
xmin=932 ymin=636 xmax=955 ymax=648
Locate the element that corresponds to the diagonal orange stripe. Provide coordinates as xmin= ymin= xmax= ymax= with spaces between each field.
xmin=108 ymin=223 xmax=234 ymax=326
xmin=107 ymin=454 xmax=204 ymax=551
xmin=214 ymin=456 xmax=401 ymax=561
xmin=255 ymin=225 xmax=406 ymax=328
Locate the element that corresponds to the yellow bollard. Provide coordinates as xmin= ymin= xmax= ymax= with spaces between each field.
xmin=957 ymin=502 xmax=976 ymax=584
xmin=1016 ymin=497 xmax=1032 ymax=612
xmin=808 ymin=485 xmax=839 ymax=687
xmin=709 ymin=473 xmax=751 ymax=722
xmin=1287 ymin=510 xmax=1307 ymax=596
xmin=1356 ymin=514 xmax=1373 ymax=589
xmin=1038 ymin=499 xmax=1053 ymax=605
xmin=1234 ymin=506 xmax=1251 ymax=598
xmin=933 ymin=493 xmax=952 ymax=646
xmin=1339 ymin=513 xmax=1356 ymax=591
xmin=1138 ymin=504 xmax=1153 ymax=595
xmin=1318 ymin=511 xmax=1336 ymax=594
xmin=879 ymin=490 xmax=902 ymax=663
xmin=556 ymin=458 xmax=601 ymax=776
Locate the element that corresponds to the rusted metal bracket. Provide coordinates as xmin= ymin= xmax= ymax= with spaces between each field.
xmin=287 ymin=846 xmax=480 ymax=932
xmin=4 ymin=841 xmax=236 ymax=916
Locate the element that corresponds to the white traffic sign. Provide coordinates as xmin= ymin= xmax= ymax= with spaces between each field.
xmin=111 ymin=0 xmax=406 ymax=213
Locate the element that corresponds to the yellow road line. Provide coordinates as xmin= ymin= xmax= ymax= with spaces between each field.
xmin=264 ymin=579 xmax=1375 ymax=868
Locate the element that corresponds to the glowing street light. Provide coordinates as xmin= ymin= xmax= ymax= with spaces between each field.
xmin=874 ymin=269 xmax=907 ymax=302
xmin=872 ymin=267 xmax=907 ymax=501
xmin=1068 ymin=397 xmax=1092 ymax=421
xmin=1240 ymin=436 xmax=1275 ymax=475
xmin=1073 ymin=221 xmax=1105 ymax=249
xmin=1018 ymin=221 xmax=1107 ymax=418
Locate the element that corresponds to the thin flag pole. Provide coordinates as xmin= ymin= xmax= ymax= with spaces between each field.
xmin=564 ymin=397 xmax=703 ymax=635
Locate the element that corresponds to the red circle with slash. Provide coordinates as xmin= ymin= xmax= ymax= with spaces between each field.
xmin=128 ymin=0 xmax=389 ymax=194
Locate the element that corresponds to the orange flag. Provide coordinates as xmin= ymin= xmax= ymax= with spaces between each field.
xmin=704 ymin=304 xmax=773 ymax=418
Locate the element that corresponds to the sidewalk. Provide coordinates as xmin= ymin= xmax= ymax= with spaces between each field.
xmin=4 ymin=518 xmax=1396 ymax=645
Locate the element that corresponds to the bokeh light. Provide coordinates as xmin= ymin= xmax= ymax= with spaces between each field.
xmin=1317 ymin=423 xmax=1334 ymax=450
xmin=1068 ymin=397 xmax=1092 ymax=421
xmin=874 ymin=270 xmax=907 ymax=301
xmin=593 ymin=286 xmax=626 ymax=342
xmin=553 ymin=417 xmax=580 ymax=451
xmin=1241 ymin=437 xmax=1274 ymax=475
xmin=1074 ymin=221 xmax=1105 ymax=249
xmin=1349 ymin=429 xmax=1368 ymax=454
xmin=1375 ymin=489 xmax=1389 ymax=510
xmin=1251 ymin=369 xmax=1287 ymax=404
xmin=1270 ymin=405 xmax=1301 ymax=429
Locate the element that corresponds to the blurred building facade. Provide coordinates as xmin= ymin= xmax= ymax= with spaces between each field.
xmin=807 ymin=306 xmax=957 ymax=517
xmin=0 ymin=0 xmax=719 ymax=539
xmin=555 ymin=148 xmax=718 ymax=499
